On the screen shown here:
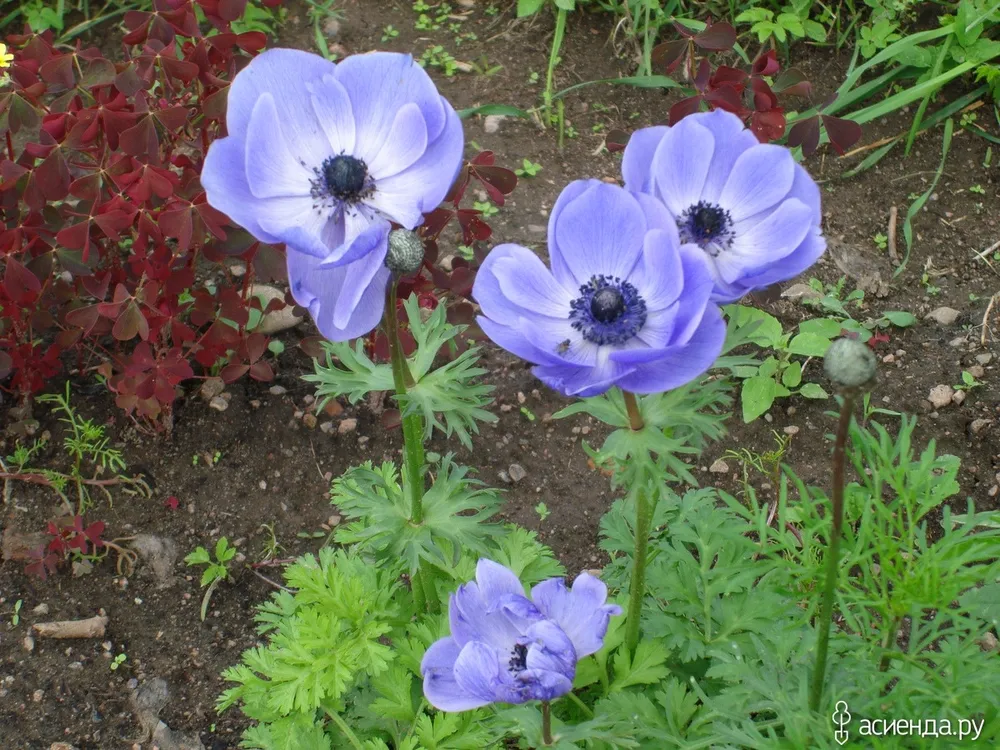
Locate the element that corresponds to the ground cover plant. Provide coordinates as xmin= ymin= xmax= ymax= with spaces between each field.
xmin=1 ymin=0 xmax=999 ymax=748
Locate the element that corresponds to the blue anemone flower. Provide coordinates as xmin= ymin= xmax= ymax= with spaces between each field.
xmin=471 ymin=180 xmax=726 ymax=398
xmin=622 ymin=109 xmax=826 ymax=302
xmin=202 ymin=49 xmax=464 ymax=340
xmin=421 ymin=560 xmax=621 ymax=712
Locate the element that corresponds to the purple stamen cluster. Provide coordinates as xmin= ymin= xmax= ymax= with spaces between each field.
xmin=569 ymin=275 xmax=647 ymax=346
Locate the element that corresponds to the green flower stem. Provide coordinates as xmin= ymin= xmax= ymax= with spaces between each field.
xmin=384 ymin=282 xmax=425 ymax=525
xmin=325 ymin=707 xmax=364 ymax=750
xmin=410 ymin=567 xmax=428 ymax=615
xmin=541 ymin=700 xmax=553 ymax=746
xmin=621 ymin=391 xmax=649 ymax=659
xmin=566 ymin=691 xmax=594 ymax=718
xmin=809 ymin=391 xmax=856 ymax=713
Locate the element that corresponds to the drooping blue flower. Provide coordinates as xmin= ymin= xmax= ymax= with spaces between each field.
xmin=202 ymin=49 xmax=464 ymax=340
xmin=621 ymin=109 xmax=826 ymax=302
xmin=421 ymin=560 xmax=621 ymax=712
xmin=471 ymin=180 xmax=726 ymax=398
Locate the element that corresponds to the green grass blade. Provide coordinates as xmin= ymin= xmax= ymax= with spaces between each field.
xmin=848 ymin=62 xmax=978 ymax=125
xmin=905 ymin=37 xmax=952 ymax=155
xmin=896 ymin=118 xmax=953 ymax=278
xmin=553 ymin=74 xmax=680 ymax=100
xmin=457 ymin=104 xmax=533 ymax=120
xmin=841 ymin=139 xmax=899 ymax=179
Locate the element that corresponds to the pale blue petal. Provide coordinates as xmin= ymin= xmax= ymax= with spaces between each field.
xmin=287 ymin=249 xmax=389 ymax=342
xmin=366 ymin=102 xmax=428 ymax=179
xmin=546 ymin=179 xmax=594 ymax=289
xmin=422 ymin=638 xmax=490 ymax=712
xmin=621 ymin=126 xmax=669 ymax=194
xmin=690 ymin=110 xmax=760 ymax=202
xmin=522 ymin=620 xmax=577 ymax=679
xmin=612 ymin=304 xmax=725 ymax=393
xmin=723 ymin=231 xmax=826 ymax=299
xmin=491 ymin=248 xmax=574 ymax=318
xmin=225 ymin=48 xmax=334 ymax=151
xmin=551 ymin=182 xmax=646 ymax=286
xmin=633 ymin=228 xmax=683 ymax=312
xmin=453 ymin=642 xmax=511 ymax=704
xmin=513 ymin=669 xmax=574 ymax=702
xmin=201 ymin=136 xmax=281 ymax=244
xmin=651 ymin=117 xmax=714 ymax=216
xmin=364 ymin=102 xmax=464 ymax=227
xmin=531 ymin=574 xmax=620 ymax=658
xmin=309 ymin=73 xmax=356 ymax=155
xmin=725 ymin=198 xmax=815 ymax=282
xmin=244 ymin=93 xmax=312 ymax=200
xmin=718 ymin=144 xmax=796 ymax=223
xmin=449 ymin=580 xmax=521 ymax=652
xmin=477 ymin=560 xmax=526 ymax=607
xmin=334 ymin=52 xmax=447 ymax=161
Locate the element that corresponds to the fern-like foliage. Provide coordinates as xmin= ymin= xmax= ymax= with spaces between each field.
xmin=218 ymin=548 xmax=402 ymax=723
xmin=331 ymin=457 xmax=504 ymax=574
xmin=554 ymin=380 xmax=732 ymax=489
xmin=304 ymin=295 xmax=496 ymax=449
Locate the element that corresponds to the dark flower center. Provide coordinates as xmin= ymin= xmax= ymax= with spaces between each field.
xmin=508 ymin=643 xmax=528 ymax=674
xmin=322 ymin=154 xmax=368 ymax=200
xmin=678 ymin=200 xmax=734 ymax=256
xmin=569 ymin=275 xmax=647 ymax=346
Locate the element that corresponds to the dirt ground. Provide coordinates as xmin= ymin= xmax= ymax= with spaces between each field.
xmin=1 ymin=1 xmax=998 ymax=747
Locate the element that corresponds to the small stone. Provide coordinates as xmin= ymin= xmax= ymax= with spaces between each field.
xmin=302 ymin=413 xmax=317 ymax=429
xmin=764 ymin=413 xmax=773 ymax=423
xmin=49 ymin=744 xmax=78 ymax=750
xmin=199 ymin=378 xmax=225 ymax=401
xmin=969 ymin=365 xmax=985 ymax=379
xmin=979 ymin=632 xmax=999 ymax=652
xmin=33 ymin=603 xmax=49 ymax=615
xmin=258 ymin=480 xmax=267 ymax=490
xmin=990 ymin=485 xmax=1000 ymax=498
xmin=23 ymin=635 xmax=34 ymax=652
xmin=319 ymin=421 xmax=334 ymax=434
xmin=268 ymin=385 xmax=287 ymax=396
xmin=208 ymin=396 xmax=228 ymax=412
xmin=323 ymin=400 xmax=344 ymax=417
xmin=509 ymin=464 xmax=527 ymax=483
xmin=250 ymin=284 xmax=303 ymax=334
xmin=952 ymin=389 xmax=967 ymax=406
xmin=781 ymin=283 xmax=822 ymax=301
xmin=783 ymin=425 xmax=800 ymax=436
xmin=338 ymin=418 xmax=358 ymax=435
xmin=498 ymin=470 xmax=511 ymax=484
xmin=483 ymin=115 xmax=506 ymax=134
xmin=327 ymin=514 xmax=341 ymax=527
xmin=928 ymin=385 xmax=954 ymax=409
xmin=926 ymin=306 xmax=961 ymax=325
xmin=581 ymin=425 xmax=590 ymax=435
xmin=975 ymin=353 xmax=992 ymax=365
xmin=949 ymin=336 xmax=966 ymax=348
xmin=517 ymin=392 xmax=526 ymax=404
xmin=500 ymin=404 xmax=513 ymax=412
xmin=229 ymin=262 xmax=246 ymax=278
xmin=33 ymin=689 xmax=43 ymax=702
xmin=882 ymin=354 xmax=895 ymax=364
xmin=971 ymin=418 xmax=992 ymax=435
xmin=709 ymin=458 xmax=729 ymax=474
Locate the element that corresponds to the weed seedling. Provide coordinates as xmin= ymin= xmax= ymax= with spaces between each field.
xmin=535 ymin=502 xmax=550 ymax=522
xmin=520 ymin=406 xmax=536 ymax=422
xmin=473 ymin=200 xmax=499 ymax=218
xmin=873 ymin=232 xmax=888 ymax=251
xmin=110 ymin=652 xmax=127 ymax=671
xmin=185 ymin=538 xmax=237 ymax=621
xmin=381 ymin=25 xmax=399 ymax=41
xmin=5 ymin=600 xmax=22 ymax=628
xmin=514 ymin=159 xmax=543 ymax=177
xmin=954 ymin=371 xmax=984 ymax=392
xmin=969 ymin=184 xmax=986 ymax=195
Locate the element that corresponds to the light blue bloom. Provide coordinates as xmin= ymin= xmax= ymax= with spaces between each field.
xmin=472 ymin=180 xmax=726 ymax=397
xmin=622 ymin=109 xmax=826 ymax=302
xmin=421 ymin=560 xmax=621 ymax=711
xmin=202 ymin=49 xmax=464 ymax=340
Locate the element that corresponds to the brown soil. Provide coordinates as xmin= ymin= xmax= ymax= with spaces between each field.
xmin=1 ymin=1 xmax=998 ymax=748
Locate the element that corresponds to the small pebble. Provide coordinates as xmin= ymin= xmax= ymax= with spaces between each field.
xmin=338 ymin=418 xmax=358 ymax=435
xmin=509 ymin=464 xmax=527 ymax=483
xmin=882 ymin=354 xmax=895 ymax=364
xmin=268 ymin=385 xmax=287 ymax=395
xmin=975 ymin=353 xmax=992 ymax=365
xmin=208 ymin=396 xmax=228 ymax=412
xmin=319 ymin=421 xmax=334 ymax=434
xmin=783 ymin=425 xmax=800 ymax=436
xmin=952 ymin=390 xmax=967 ymax=406
xmin=33 ymin=689 xmax=43 ymax=703
xmin=971 ymin=418 xmax=992 ymax=435
xmin=517 ymin=392 xmax=526 ymax=404
xmin=928 ymin=384 xmax=954 ymax=409
xmin=33 ymin=603 xmax=49 ymax=615
xmin=949 ymin=336 xmax=965 ymax=348
xmin=968 ymin=365 xmax=985 ymax=379
xmin=22 ymin=636 xmax=34 ymax=653
xmin=926 ymin=306 xmax=960 ymax=326
xmin=302 ymin=413 xmax=318 ymax=429
xmin=709 ymin=458 xmax=729 ymax=474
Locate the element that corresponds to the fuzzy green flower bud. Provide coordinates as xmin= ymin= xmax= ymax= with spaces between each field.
xmin=823 ymin=337 xmax=877 ymax=389
xmin=386 ymin=229 xmax=425 ymax=277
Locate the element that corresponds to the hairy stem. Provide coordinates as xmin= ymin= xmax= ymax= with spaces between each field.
xmin=809 ymin=391 xmax=856 ymax=712
xmin=621 ymin=391 xmax=650 ymax=659
xmin=541 ymin=700 xmax=553 ymax=746
xmin=325 ymin=707 xmax=365 ymax=750
xmin=384 ymin=283 xmax=424 ymax=525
